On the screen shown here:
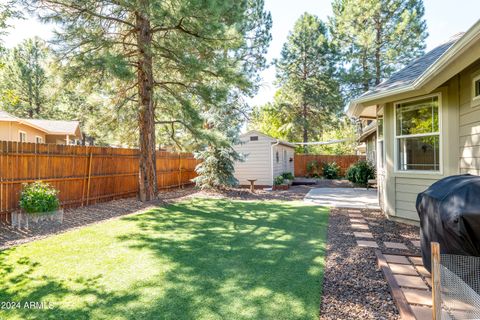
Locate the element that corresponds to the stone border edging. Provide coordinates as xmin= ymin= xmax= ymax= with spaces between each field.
xmin=376 ymin=250 xmax=417 ymax=320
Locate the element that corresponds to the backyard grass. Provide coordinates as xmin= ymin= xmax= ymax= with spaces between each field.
xmin=0 ymin=198 xmax=328 ymax=320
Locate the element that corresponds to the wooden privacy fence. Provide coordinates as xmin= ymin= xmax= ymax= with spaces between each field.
xmin=0 ymin=141 xmax=198 ymax=222
xmin=294 ymin=154 xmax=365 ymax=177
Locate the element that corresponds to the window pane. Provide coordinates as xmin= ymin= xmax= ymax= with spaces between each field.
xmin=377 ymin=116 xmax=384 ymax=140
xmin=475 ymin=79 xmax=480 ymax=97
xmin=378 ymin=140 xmax=384 ymax=169
xmin=396 ymin=97 xmax=438 ymax=136
xmin=397 ymin=136 xmax=440 ymax=171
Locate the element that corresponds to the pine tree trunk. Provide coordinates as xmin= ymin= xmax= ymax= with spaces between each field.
xmin=136 ymin=9 xmax=157 ymax=202
xmin=361 ymin=51 xmax=369 ymax=92
xmin=375 ymin=20 xmax=382 ymax=85
xmin=302 ymin=103 xmax=308 ymax=154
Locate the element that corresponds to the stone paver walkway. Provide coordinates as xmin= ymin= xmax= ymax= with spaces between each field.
xmin=348 ymin=210 xmax=433 ymax=320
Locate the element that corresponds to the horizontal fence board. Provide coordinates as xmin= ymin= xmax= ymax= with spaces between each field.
xmin=294 ymin=154 xmax=365 ymax=177
xmin=0 ymin=141 xmax=198 ymax=222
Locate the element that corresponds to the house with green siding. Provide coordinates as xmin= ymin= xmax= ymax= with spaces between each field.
xmin=348 ymin=20 xmax=480 ymax=222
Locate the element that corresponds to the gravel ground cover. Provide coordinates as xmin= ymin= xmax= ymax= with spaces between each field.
xmin=319 ymin=208 xmax=421 ymax=320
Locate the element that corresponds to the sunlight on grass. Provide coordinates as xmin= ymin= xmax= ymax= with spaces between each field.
xmin=0 ymin=199 xmax=328 ymax=320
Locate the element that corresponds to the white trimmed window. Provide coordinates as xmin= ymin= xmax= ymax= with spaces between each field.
xmin=473 ymin=74 xmax=480 ymax=101
xmin=35 ymin=136 xmax=43 ymax=144
xmin=19 ymin=131 xmax=27 ymax=142
xmin=395 ymin=95 xmax=440 ymax=172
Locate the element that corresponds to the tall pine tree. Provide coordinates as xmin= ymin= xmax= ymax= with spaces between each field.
xmin=0 ymin=38 xmax=50 ymax=118
xmin=330 ymin=0 xmax=428 ymax=98
xmin=24 ymin=0 xmax=271 ymax=200
xmin=253 ymin=13 xmax=342 ymax=152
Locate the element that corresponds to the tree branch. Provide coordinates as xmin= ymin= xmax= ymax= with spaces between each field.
xmin=39 ymin=0 xmax=135 ymax=28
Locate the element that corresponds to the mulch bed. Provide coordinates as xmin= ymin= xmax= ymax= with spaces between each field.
xmin=0 ymin=185 xmax=315 ymax=250
xmin=319 ymin=208 xmax=421 ymax=320
xmin=0 ymin=187 xmax=199 ymax=250
xmin=315 ymin=179 xmax=354 ymax=188
xmin=193 ymin=185 xmax=316 ymax=201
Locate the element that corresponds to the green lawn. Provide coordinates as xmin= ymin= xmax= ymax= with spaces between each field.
xmin=0 ymin=199 xmax=328 ymax=320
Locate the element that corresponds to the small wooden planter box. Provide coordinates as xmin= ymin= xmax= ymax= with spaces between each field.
xmin=273 ymin=184 xmax=289 ymax=191
xmin=11 ymin=209 xmax=64 ymax=229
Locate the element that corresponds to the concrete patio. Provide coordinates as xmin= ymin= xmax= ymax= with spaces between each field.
xmin=304 ymin=187 xmax=380 ymax=209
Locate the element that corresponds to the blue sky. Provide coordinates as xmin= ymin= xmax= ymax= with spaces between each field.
xmin=5 ymin=0 xmax=480 ymax=106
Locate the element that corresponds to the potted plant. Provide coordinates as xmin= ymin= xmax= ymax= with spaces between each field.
xmin=273 ymin=175 xmax=289 ymax=191
xmin=12 ymin=181 xmax=63 ymax=228
xmin=281 ymin=172 xmax=294 ymax=185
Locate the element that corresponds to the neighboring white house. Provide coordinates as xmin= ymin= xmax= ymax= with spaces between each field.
xmin=233 ymin=130 xmax=296 ymax=187
xmin=347 ymin=20 xmax=480 ymax=222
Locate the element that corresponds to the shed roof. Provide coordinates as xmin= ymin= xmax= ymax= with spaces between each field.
xmin=240 ymin=130 xmax=297 ymax=148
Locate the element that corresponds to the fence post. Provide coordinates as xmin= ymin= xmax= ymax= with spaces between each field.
xmin=86 ymin=152 xmax=93 ymax=206
xmin=179 ymin=154 xmax=183 ymax=188
xmin=432 ymin=241 xmax=442 ymax=320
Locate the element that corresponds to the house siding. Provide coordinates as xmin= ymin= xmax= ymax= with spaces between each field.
xmin=233 ymin=132 xmax=273 ymax=186
xmin=0 ymin=122 xmax=46 ymax=143
xmin=458 ymin=60 xmax=480 ymax=175
xmin=45 ymin=135 xmax=69 ymax=144
xmin=394 ymin=177 xmax=437 ymax=220
xmin=233 ymin=132 xmax=296 ymax=186
xmin=383 ymin=82 xmax=460 ymax=221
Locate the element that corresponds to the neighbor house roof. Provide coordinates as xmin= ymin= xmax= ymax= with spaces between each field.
xmin=0 ymin=110 xmax=19 ymax=121
xmin=0 ymin=110 xmax=82 ymax=137
xmin=24 ymin=119 xmax=80 ymax=136
xmin=348 ymin=19 xmax=480 ymax=118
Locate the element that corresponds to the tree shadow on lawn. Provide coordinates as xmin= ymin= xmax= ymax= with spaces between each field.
xmin=0 ymin=250 xmax=144 ymax=320
xmin=0 ymin=199 xmax=328 ymax=320
xmin=116 ymin=199 xmax=329 ymax=320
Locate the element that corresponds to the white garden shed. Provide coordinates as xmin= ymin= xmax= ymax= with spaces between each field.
xmin=233 ymin=130 xmax=296 ymax=187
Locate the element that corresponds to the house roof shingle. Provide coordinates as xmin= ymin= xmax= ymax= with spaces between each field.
xmin=358 ymin=33 xmax=465 ymax=100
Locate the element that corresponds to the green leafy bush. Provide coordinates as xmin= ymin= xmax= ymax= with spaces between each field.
xmin=281 ymin=172 xmax=294 ymax=180
xmin=346 ymin=160 xmax=376 ymax=186
xmin=273 ymin=175 xmax=285 ymax=185
xmin=19 ymin=181 xmax=60 ymax=214
xmin=322 ymin=162 xmax=340 ymax=179
xmin=306 ymin=160 xmax=320 ymax=177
